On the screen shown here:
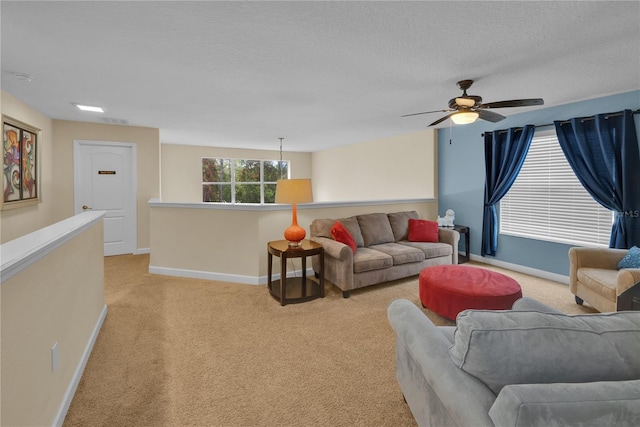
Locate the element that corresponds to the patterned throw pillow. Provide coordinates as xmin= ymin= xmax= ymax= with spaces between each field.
xmin=330 ymin=221 xmax=357 ymax=253
xmin=617 ymin=246 xmax=640 ymax=269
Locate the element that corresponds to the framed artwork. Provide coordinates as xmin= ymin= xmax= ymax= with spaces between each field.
xmin=2 ymin=116 xmax=41 ymax=210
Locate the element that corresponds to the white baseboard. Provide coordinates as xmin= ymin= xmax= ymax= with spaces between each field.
xmin=149 ymin=265 xmax=262 ymax=285
xmin=470 ymin=254 xmax=569 ymax=285
xmin=148 ymin=265 xmax=316 ymax=286
xmin=53 ymin=304 xmax=108 ymax=427
xmin=151 ymin=257 xmax=568 ymax=287
xmin=134 ymin=247 xmax=150 ymax=255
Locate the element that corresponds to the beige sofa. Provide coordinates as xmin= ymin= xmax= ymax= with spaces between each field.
xmin=569 ymin=247 xmax=640 ymax=312
xmin=310 ymin=211 xmax=459 ymax=297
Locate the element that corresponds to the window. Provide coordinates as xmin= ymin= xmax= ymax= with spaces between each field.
xmin=500 ymin=131 xmax=612 ymax=247
xmin=202 ymin=158 xmax=289 ymax=204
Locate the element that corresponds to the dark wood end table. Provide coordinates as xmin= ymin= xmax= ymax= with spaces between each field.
xmin=440 ymin=225 xmax=470 ymax=264
xmin=267 ymin=239 xmax=324 ymax=306
xmin=617 ymin=282 xmax=640 ymax=311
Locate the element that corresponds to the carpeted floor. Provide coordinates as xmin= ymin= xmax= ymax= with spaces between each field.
xmin=63 ymin=255 xmax=596 ymax=427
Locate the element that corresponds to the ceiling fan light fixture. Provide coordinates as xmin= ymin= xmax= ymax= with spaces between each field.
xmin=450 ymin=110 xmax=479 ymax=125
xmin=455 ymin=97 xmax=475 ymax=108
xmin=403 ymin=79 xmax=543 ymax=127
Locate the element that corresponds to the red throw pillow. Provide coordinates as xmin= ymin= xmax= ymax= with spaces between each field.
xmin=408 ymin=218 xmax=439 ymax=243
xmin=330 ymin=221 xmax=357 ymax=253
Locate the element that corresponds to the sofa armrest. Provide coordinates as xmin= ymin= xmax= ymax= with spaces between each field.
xmin=388 ymin=299 xmax=496 ymax=427
xmin=489 ymin=380 xmax=640 ymax=427
xmin=511 ymin=297 xmax=563 ymax=314
xmin=310 ymin=236 xmax=354 ymax=292
xmin=438 ymin=228 xmax=460 ymax=264
xmin=310 ymin=236 xmax=352 ymax=261
xmin=618 ymin=268 xmax=640 ymax=295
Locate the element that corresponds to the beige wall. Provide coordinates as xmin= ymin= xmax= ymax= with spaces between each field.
xmin=160 ymin=129 xmax=437 ymax=204
xmin=0 ymin=91 xmax=55 ymax=243
xmin=3 ymin=91 xmax=438 ymax=277
xmin=160 ymin=144 xmax=312 ymax=202
xmin=153 ymin=130 xmax=439 ymax=281
xmin=311 ymin=129 xmax=437 ymax=202
xmin=0 ymin=93 xmax=160 ymax=249
xmin=150 ymin=206 xmax=263 ymax=278
xmin=150 ymin=200 xmax=437 ymax=281
xmin=52 ymin=120 xmax=160 ymax=250
xmin=1 ymin=219 xmax=105 ymax=426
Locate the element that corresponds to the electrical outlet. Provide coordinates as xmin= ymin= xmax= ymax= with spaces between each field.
xmin=51 ymin=342 xmax=59 ymax=372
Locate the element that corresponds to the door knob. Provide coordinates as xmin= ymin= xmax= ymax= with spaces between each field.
xmin=82 ymin=205 xmax=93 ymax=210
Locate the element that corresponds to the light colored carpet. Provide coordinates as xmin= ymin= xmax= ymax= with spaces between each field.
xmin=63 ymin=255 xmax=596 ymax=426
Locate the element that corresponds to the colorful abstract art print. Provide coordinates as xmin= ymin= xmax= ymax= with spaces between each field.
xmin=2 ymin=117 xmax=39 ymax=208
xmin=21 ymin=129 xmax=37 ymax=199
xmin=3 ymin=122 xmax=21 ymax=202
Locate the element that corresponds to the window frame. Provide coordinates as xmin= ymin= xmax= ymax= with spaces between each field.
xmin=202 ymin=157 xmax=289 ymax=204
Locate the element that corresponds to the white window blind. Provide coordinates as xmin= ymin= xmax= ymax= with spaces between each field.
xmin=500 ymin=131 xmax=613 ymax=247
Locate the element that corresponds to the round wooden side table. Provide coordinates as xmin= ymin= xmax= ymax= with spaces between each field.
xmin=267 ymin=239 xmax=324 ymax=306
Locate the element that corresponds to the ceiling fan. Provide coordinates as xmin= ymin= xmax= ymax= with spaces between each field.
xmin=402 ymin=79 xmax=544 ymax=126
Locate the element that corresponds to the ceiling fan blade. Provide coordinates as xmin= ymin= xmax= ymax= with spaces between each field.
xmin=479 ymin=98 xmax=544 ymax=109
xmin=477 ymin=109 xmax=506 ymax=123
xmin=428 ymin=114 xmax=454 ymax=127
xmin=401 ymin=109 xmax=450 ymax=118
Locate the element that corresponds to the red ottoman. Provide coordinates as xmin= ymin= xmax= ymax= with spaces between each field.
xmin=419 ymin=265 xmax=522 ymax=320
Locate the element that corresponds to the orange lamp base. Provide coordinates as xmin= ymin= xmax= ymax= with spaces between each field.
xmin=284 ymin=225 xmax=306 ymax=248
xmin=284 ymin=203 xmax=306 ymax=247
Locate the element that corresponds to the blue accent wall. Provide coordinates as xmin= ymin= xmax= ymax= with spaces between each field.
xmin=437 ymin=90 xmax=640 ymax=276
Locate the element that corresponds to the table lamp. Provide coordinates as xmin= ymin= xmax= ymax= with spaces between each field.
xmin=275 ymin=178 xmax=313 ymax=247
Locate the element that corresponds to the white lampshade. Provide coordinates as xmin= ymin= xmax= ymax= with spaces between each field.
xmin=275 ymin=179 xmax=313 ymax=204
xmin=450 ymin=110 xmax=479 ymax=125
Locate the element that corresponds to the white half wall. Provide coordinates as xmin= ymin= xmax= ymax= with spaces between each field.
xmin=149 ymin=199 xmax=438 ymax=282
xmin=0 ymin=212 xmax=106 ymax=426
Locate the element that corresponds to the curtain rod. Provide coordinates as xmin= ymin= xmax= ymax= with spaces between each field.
xmin=482 ymin=108 xmax=640 ymax=137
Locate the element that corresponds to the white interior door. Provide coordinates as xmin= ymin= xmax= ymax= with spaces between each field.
xmin=74 ymin=140 xmax=137 ymax=256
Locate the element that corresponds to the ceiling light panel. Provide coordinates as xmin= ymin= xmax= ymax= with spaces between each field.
xmin=73 ymin=103 xmax=104 ymax=113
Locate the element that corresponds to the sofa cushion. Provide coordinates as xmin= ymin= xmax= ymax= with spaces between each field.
xmin=357 ymin=213 xmax=395 ymax=246
xmin=577 ymin=268 xmax=618 ymax=301
xmin=311 ymin=217 xmax=364 ymax=247
xmin=387 ymin=211 xmax=419 ymax=242
xmin=618 ymin=246 xmax=640 ymax=269
xmin=336 ymin=217 xmax=365 ymax=248
xmin=448 ymin=310 xmax=640 ymax=394
xmin=408 ymin=218 xmax=439 ymax=242
xmin=311 ymin=218 xmax=337 ymax=239
xmin=353 ymin=248 xmax=393 ymax=273
xmin=489 ymin=380 xmax=640 ymax=427
xmin=369 ymin=243 xmax=425 ymax=265
xmin=331 ymin=221 xmax=357 ymax=253
xmin=398 ymin=241 xmax=453 ymax=259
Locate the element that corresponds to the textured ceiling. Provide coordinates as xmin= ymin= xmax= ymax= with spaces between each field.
xmin=2 ymin=1 xmax=639 ymax=152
